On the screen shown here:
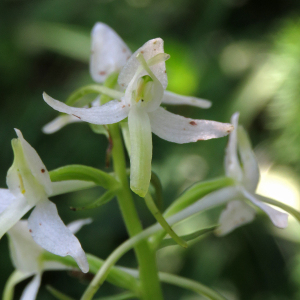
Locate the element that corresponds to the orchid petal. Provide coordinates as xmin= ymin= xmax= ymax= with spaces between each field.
xmin=20 ymin=274 xmax=41 ymax=300
xmin=43 ymin=92 xmax=129 ymax=125
xmin=7 ymin=137 xmax=47 ymax=205
xmin=136 ymin=53 xmax=165 ymax=112
xmin=15 ymin=129 xmax=52 ymax=195
xmin=224 ymin=112 xmax=243 ymax=183
xmin=215 ymin=200 xmax=256 ymax=236
xmin=28 ymin=199 xmax=89 ymax=273
xmin=42 ymin=115 xmax=82 ymax=134
xmin=0 ymin=189 xmax=15 ymax=214
xmin=162 ymin=91 xmax=212 ymax=109
xmin=8 ymin=220 xmax=43 ymax=273
xmin=0 ymin=196 xmax=33 ymax=239
xmin=50 ymin=180 xmax=96 ymax=197
xmin=238 ymin=126 xmax=260 ymax=192
xmin=118 ymin=38 xmax=168 ymax=90
xmin=242 ymin=188 xmax=288 ymax=228
xmin=149 ymin=107 xmax=233 ymax=143
xmin=90 ymin=22 xmax=131 ymax=83
xmin=128 ymin=106 xmax=152 ymax=197
xmin=67 ymin=218 xmax=92 ymax=234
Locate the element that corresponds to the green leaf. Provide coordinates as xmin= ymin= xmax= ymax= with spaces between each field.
xmin=49 ymin=165 xmax=120 ymax=191
xmin=70 ymin=190 xmax=117 ymax=211
xmin=46 ymin=285 xmax=75 ymax=300
xmin=158 ymin=226 xmax=217 ymax=249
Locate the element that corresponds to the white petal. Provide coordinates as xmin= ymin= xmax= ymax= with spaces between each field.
xmin=162 ymin=90 xmax=212 ymax=109
xmin=8 ymin=220 xmax=43 ymax=273
xmin=50 ymin=180 xmax=96 ymax=197
xmin=90 ymin=22 xmax=131 ymax=83
xmin=224 ymin=112 xmax=243 ymax=183
xmin=67 ymin=218 xmax=92 ymax=234
xmin=118 ymin=38 xmax=168 ymax=90
xmin=128 ymin=106 xmax=152 ymax=197
xmin=7 ymin=139 xmax=47 ymax=206
xmin=20 ymin=274 xmax=41 ymax=300
xmin=43 ymin=92 xmax=129 ymax=125
xmin=0 ymin=188 xmax=15 ymax=214
xmin=0 ymin=196 xmax=33 ymax=239
xmin=15 ymin=129 xmax=52 ymax=195
xmin=149 ymin=107 xmax=233 ymax=144
xmin=42 ymin=115 xmax=82 ymax=134
xmin=238 ymin=126 xmax=260 ymax=192
xmin=242 ymin=188 xmax=288 ymax=228
xmin=215 ymin=200 xmax=256 ymax=236
xmin=6 ymin=145 xmax=26 ymax=199
xmin=28 ymin=199 xmax=89 ymax=273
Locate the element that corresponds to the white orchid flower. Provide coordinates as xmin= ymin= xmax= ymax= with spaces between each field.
xmin=215 ymin=112 xmax=288 ymax=236
xmin=0 ymin=129 xmax=89 ymax=273
xmin=43 ymin=23 xmax=212 ymax=134
xmin=43 ymin=37 xmax=233 ymax=197
xmin=3 ymin=219 xmax=91 ymax=300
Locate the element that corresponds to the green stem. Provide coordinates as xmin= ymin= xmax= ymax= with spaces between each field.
xmin=150 ymin=177 xmax=234 ymax=247
xmin=158 ymin=272 xmax=227 ymax=300
xmin=82 ymin=186 xmax=238 ymax=293
xmin=144 ymin=193 xmax=187 ymax=248
xmin=3 ymin=270 xmax=29 ymax=300
xmin=81 ymin=127 xmax=163 ymax=300
xmin=46 ymin=285 xmax=75 ymax=300
xmin=49 ymin=165 xmax=119 ymax=190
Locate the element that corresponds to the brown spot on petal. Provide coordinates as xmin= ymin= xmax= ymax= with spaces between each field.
xmin=39 ymin=223 xmax=42 ymax=226
xmin=29 ymin=229 xmax=32 ymax=233
xmin=122 ymin=48 xmax=127 ymax=53
xmin=154 ymin=49 xmax=156 ymax=51
xmin=141 ymin=51 xmax=144 ymax=54
xmin=227 ymin=130 xmax=231 ymax=133
xmin=153 ymin=41 xmax=157 ymax=44
xmin=41 ymin=169 xmax=45 ymax=173
xmin=189 ymin=121 xmax=197 ymax=126
xmin=99 ymin=71 xmax=106 ymax=76
xmin=72 ymin=114 xmax=81 ymax=119
xmin=197 ymin=138 xmax=204 ymax=141
xmin=121 ymin=84 xmax=125 ymax=87
xmin=122 ymin=105 xmax=125 ymax=108
xmin=164 ymin=70 xmax=167 ymax=73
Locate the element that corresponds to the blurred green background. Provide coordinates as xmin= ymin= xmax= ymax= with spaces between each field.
xmin=1 ymin=0 xmax=300 ymax=299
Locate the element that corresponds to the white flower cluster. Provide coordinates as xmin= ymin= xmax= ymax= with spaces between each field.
xmin=0 ymin=22 xmax=291 ymax=300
